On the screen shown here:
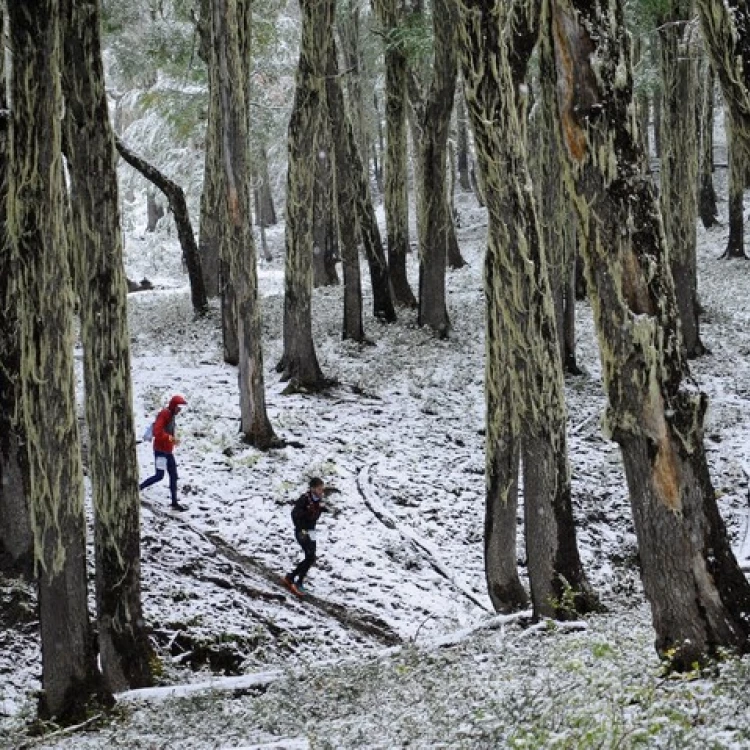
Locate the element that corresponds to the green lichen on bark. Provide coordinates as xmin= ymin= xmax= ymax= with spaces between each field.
xmin=456 ymin=0 xmax=593 ymax=618
xmin=553 ymin=0 xmax=750 ymax=667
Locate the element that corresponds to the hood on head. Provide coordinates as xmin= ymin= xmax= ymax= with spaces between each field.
xmin=169 ymin=394 xmax=188 ymax=412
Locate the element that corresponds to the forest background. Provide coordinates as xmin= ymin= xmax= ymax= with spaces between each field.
xmin=4 ymin=0 xmax=750 ymax=747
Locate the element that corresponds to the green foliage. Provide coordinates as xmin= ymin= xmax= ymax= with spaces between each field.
xmin=138 ymin=88 xmax=208 ymax=142
xmin=383 ymin=13 xmax=433 ymax=66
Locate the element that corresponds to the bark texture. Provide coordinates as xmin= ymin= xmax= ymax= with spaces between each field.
xmin=553 ymin=0 xmax=750 ymax=668
xmin=8 ymin=0 xmax=104 ymax=719
xmin=697 ymin=0 xmax=750 ymax=164
xmin=375 ymin=0 xmax=417 ymax=307
xmin=416 ymin=0 xmax=458 ymax=337
xmin=61 ymin=0 xmax=153 ymax=692
xmin=698 ymin=63 xmax=719 ymax=229
xmin=326 ymin=33 xmax=365 ymax=342
xmin=213 ymin=0 xmax=277 ymax=447
xmin=723 ymin=111 xmax=747 ymax=259
xmin=279 ymin=0 xmax=333 ymax=389
xmin=657 ymin=4 xmax=704 ymax=356
xmin=457 ymin=0 xmax=594 ymax=618
xmin=0 ymin=4 xmax=33 ymax=579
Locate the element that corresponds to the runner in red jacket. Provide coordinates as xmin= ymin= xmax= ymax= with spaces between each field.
xmin=139 ymin=394 xmax=187 ymax=511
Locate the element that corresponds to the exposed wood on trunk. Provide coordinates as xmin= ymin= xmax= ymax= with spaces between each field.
xmin=553 ymin=0 xmax=750 ymax=668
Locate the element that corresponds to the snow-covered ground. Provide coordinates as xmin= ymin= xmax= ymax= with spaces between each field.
xmin=3 ymin=185 xmax=750 ymax=747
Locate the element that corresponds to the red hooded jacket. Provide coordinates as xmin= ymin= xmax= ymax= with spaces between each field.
xmin=152 ymin=395 xmax=186 ymax=453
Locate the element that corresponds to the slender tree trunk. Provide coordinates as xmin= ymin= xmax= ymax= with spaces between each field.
xmin=530 ymin=29 xmax=577 ymax=375
xmin=0 ymin=5 xmax=32 ymax=579
xmin=375 ymin=0 xmax=416 ymax=307
xmin=456 ymin=84 xmax=472 ymax=191
xmin=115 ymin=138 xmax=208 ymax=316
xmin=197 ymin=0 xmax=221 ymax=297
xmin=213 ymin=0 xmax=277 ymax=447
xmin=279 ymin=0 xmax=333 ymax=389
xmin=698 ymin=64 xmax=719 ymax=229
xmin=8 ymin=0 xmax=105 ymax=719
xmin=553 ymin=0 xmax=750 ymax=668
xmin=339 ymin=1 xmax=370 ymax=183
xmin=326 ymin=34 xmax=365 ymax=342
xmin=658 ymin=5 xmax=704 ymax=357
xmin=417 ymin=0 xmax=457 ymax=337
xmin=254 ymin=142 xmax=277 ymax=226
xmin=723 ymin=111 xmax=748 ymax=258
xmin=312 ymin=145 xmax=339 ymax=287
xmin=61 ymin=0 xmax=154 ymax=693
xmin=458 ymin=0 xmax=595 ymax=619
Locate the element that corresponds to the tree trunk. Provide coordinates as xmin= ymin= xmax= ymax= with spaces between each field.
xmin=146 ymin=190 xmax=164 ymax=231
xmin=253 ymin=142 xmax=277 ymax=227
xmin=61 ymin=0 xmax=154 ymax=693
xmin=417 ymin=0 xmax=457 ymax=338
xmin=197 ymin=0 xmax=221 ymax=297
xmin=698 ymin=64 xmax=719 ymax=229
xmin=458 ymin=0 xmax=595 ymax=619
xmin=312 ymin=145 xmax=339 ymax=287
xmin=0 ymin=6 xmax=32 ymax=578
xmin=456 ymin=84 xmax=472 ymax=191
xmin=115 ymin=138 xmax=209 ymax=316
xmin=326 ymin=34 xmax=365 ymax=342
xmin=213 ymin=0 xmax=277 ymax=447
xmin=339 ymin=1 xmax=370 ymax=183
xmin=374 ymin=0 xmax=416 ymax=307
xmin=8 ymin=0 xmax=105 ymax=719
xmin=553 ymin=0 xmax=750 ymax=668
xmin=530 ymin=28 xmax=577 ymax=376
xmin=724 ymin=111 xmax=748 ymax=258
xmin=279 ymin=0 xmax=333 ymax=389
xmin=697 ymin=0 xmax=750 ymax=164
xmin=658 ymin=5 xmax=704 ymax=357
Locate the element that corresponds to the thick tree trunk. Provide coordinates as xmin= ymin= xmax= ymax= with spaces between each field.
xmin=658 ymin=6 xmax=704 ymax=357
xmin=8 ymin=0 xmax=105 ymax=719
xmin=279 ymin=0 xmax=333 ymax=389
xmin=146 ymin=190 xmax=164 ymax=231
xmin=417 ymin=0 xmax=458 ymax=338
xmin=326 ymin=35 xmax=365 ymax=342
xmin=115 ymin=138 xmax=208 ymax=316
xmin=458 ymin=0 xmax=594 ymax=619
xmin=723 ymin=111 xmax=748 ymax=258
xmin=0 ymin=6 xmax=32 ymax=579
xmin=375 ymin=0 xmax=417 ymax=307
xmin=61 ymin=0 xmax=153 ymax=693
xmin=553 ymin=0 xmax=750 ymax=668
xmin=698 ymin=64 xmax=719 ymax=229
xmin=213 ymin=0 xmax=277 ymax=448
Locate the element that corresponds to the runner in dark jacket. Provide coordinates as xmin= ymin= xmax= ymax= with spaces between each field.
xmin=283 ymin=477 xmax=328 ymax=596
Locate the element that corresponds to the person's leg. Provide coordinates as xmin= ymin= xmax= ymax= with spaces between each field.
xmin=166 ymin=453 xmax=179 ymax=504
xmin=139 ymin=452 xmax=166 ymax=490
xmin=289 ymin=530 xmax=316 ymax=583
xmin=294 ymin=536 xmax=317 ymax=585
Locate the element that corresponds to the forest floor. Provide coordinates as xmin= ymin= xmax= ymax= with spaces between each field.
xmin=3 ymin=191 xmax=750 ymax=748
